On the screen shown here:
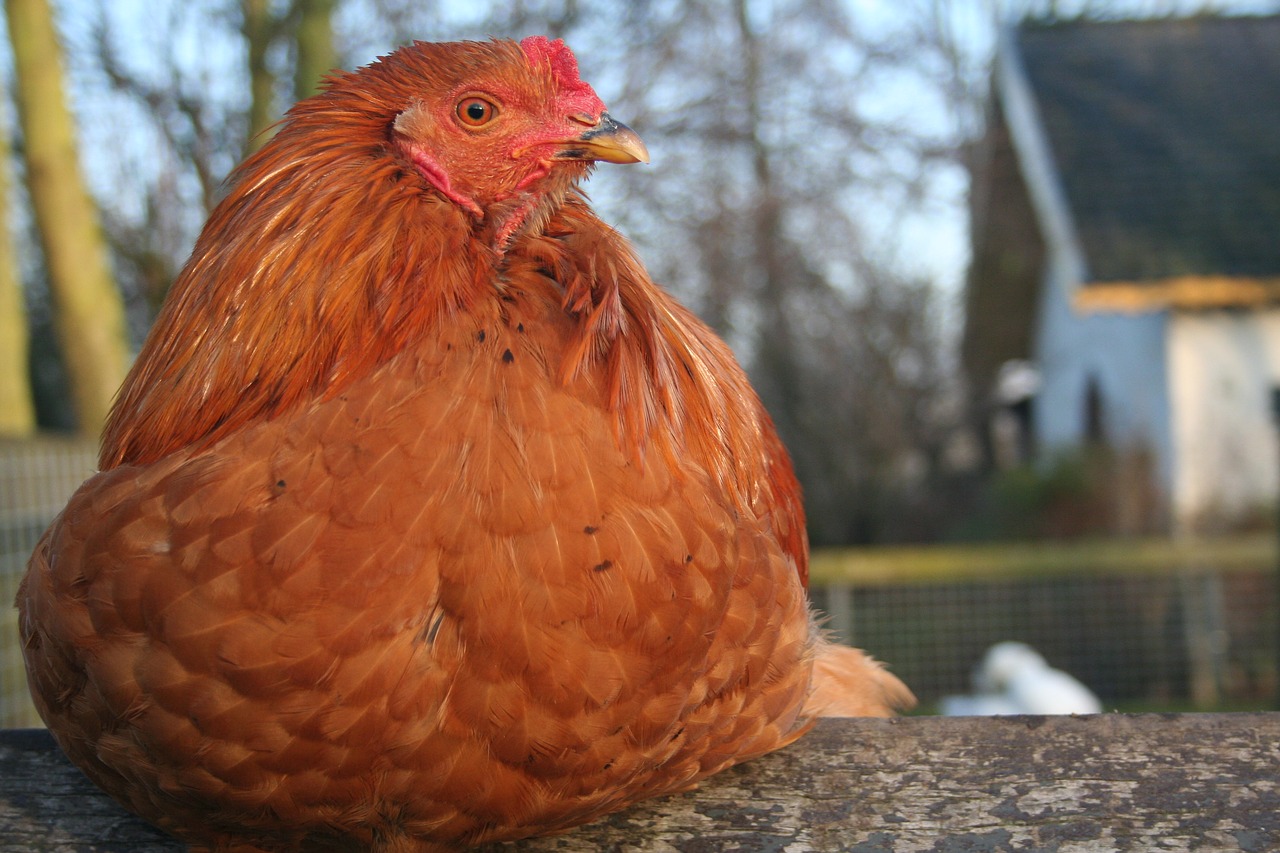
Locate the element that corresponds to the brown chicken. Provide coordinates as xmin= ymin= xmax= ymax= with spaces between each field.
xmin=18 ymin=37 xmax=912 ymax=851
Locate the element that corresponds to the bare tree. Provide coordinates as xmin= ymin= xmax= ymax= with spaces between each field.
xmin=81 ymin=0 xmax=338 ymax=313
xmin=85 ymin=4 xmax=244 ymax=313
xmin=5 ymin=0 xmax=128 ymax=438
xmin=244 ymin=0 xmax=340 ymax=151
xmin=243 ymin=0 xmax=277 ymax=152
xmin=0 ymin=98 xmax=35 ymax=436
xmin=293 ymin=0 xmax=340 ymax=101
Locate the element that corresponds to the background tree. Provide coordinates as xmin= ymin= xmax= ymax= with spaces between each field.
xmin=0 ymin=97 xmax=35 ymax=436
xmin=5 ymin=0 xmax=128 ymax=438
xmin=242 ymin=0 xmax=276 ymax=152
xmin=240 ymin=0 xmax=337 ymax=152
xmin=293 ymin=0 xmax=339 ymax=102
xmin=81 ymin=0 xmax=337 ymax=313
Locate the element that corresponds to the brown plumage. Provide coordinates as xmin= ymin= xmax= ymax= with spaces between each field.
xmin=18 ymin=37 xmax=913 ymax=851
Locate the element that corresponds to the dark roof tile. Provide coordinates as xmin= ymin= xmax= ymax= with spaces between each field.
xmin=1017 ymin=15 xmax=1280 ymax=282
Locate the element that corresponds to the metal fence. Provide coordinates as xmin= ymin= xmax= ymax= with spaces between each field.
xmin=0 ymin=437 xmax=99 ymax=727
xmin=2 ymin=439 xmax=1275 ymax=729
xmin=811 ymin=567 xmax=1276 ymax=711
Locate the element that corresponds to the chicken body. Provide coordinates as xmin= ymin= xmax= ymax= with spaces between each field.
xmin=18 ymin=37 xmax=910 ymax=851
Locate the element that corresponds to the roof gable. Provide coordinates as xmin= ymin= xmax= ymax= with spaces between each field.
xmin=1017 ymin=15 xmax=1280 ymax=283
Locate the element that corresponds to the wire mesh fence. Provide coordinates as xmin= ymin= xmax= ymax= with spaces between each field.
xmin=0 ymin=438 xmax=99 ymax=728
xmin=1 ymin=438 xmax=1276 ymax=729
xmin=811 ymin=567 xmax=1276 ymax=712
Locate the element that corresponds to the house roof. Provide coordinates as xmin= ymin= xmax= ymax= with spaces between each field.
xmin=1016 ymin=15 xmax=1280 ymax=286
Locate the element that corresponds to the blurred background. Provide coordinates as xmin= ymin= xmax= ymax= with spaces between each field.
xmin=2 ymin=0 xmax=1279 ymax=725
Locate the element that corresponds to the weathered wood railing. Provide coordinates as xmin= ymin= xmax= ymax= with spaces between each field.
xmin=3 ymin=714 xmax=1277 ymax=850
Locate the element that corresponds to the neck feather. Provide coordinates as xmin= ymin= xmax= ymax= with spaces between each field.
xmin=100 ymin=128 xmax=491 ymax=469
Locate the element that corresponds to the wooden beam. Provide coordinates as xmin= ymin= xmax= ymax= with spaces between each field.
xmin=808 ymin=533 xmax=1271 ymax=586
xmin=3 ymin=714 xmax=1278 ymax=850
xmin=1073 ymin=276 xmax=1280 ymax=314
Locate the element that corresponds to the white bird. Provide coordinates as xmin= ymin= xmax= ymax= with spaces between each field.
xmin=940 ymin=642 xmax=1102 ymax=716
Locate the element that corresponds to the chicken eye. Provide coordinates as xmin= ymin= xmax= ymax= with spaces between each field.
xmin=456 ymin=97 xmax=498 ymax=128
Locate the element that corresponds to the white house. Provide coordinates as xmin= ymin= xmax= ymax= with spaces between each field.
xmin=963 ymin=14 xmax=1280 ymax=532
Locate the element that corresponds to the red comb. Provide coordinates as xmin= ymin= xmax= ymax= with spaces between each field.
xmin=519 ymin=36 xmax=606 ymax=116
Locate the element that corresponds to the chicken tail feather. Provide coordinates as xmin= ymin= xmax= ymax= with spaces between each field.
xmin=804 ymin=639 xmax=916 ymax=718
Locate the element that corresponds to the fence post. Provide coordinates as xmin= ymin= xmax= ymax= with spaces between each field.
xmin=822 ymin=581 xmax=854 ymax=642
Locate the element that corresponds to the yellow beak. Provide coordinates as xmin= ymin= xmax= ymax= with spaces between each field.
xmin=563 ymin=113 xmax=650 ymax=165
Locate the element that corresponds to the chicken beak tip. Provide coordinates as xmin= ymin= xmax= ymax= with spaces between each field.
xmin=578 ymin=114 xmax=649 ymax=165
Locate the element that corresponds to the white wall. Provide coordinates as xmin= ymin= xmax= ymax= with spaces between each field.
xmin=1168 ymin=310 xmax=1280 ymax=528
xmin=1033 ymin=265 xmax=1173 ymax=492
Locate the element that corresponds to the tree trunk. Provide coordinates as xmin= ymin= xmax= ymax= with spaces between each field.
xmin=5 ymin=0 xmax=128 ymax=439
xmin=0 ymin=98 xmax=36 ymax=435
xmin=293 ymin=0 xmax=338 ymax=102
xmin=242 ymin=0 xmax=276 ymax=153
